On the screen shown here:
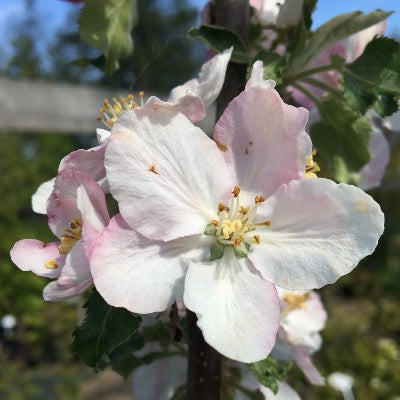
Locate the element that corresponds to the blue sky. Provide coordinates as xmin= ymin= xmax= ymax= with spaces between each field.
xmin=0 ymin=0 xmax=399 ymax=64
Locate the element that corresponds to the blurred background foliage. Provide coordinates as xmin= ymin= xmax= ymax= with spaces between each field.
xmin=0 ymin=0 xmax=399 ymax=399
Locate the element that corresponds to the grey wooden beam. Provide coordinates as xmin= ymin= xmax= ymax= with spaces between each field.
xmin=0 ymin=77 xmax=216 ymax=135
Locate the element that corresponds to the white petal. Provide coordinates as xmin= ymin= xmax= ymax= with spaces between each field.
xmin=214 ymin=76 xmax=311 ymax=200
xmin=183 ymin=249 xmax=280 ymax=362
xmin=249 ymin=178 xmax=384 ymax=290
xmin=96 ymin=128 xmax=111 ymax=143
xmin=91 ymin=215 xmax=208 ymax=314
xmin=168 ymin=47 xmax=233 ymax=108
xmin=32 ymin=178 xmax=55 ymax=214
xmin=106 ymin=107 xmax=234 ymax=241
xmin=261 ymin=381 xmax=302 ymax=400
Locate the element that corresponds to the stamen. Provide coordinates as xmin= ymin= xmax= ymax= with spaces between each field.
xmin=283 ymin=292 xmax=311 ymax=315
xmin=232 ymin=186 xmax=241 ymax=197
xmin=57 ymin=217 xmax=82 ymax=256
xmin=45 ymin=259 xmax=59 ymax=269
xmin=253 ymin=235 xmax=261 ymax=244
xmin=97 ymin=93 xmax=140 ymax=128
xmin=148 ymin=165 xmax=159 ymax=174
xmin=210 ymin=219 xmax=218 ymax=226
xmin=255 ymin=195 xmax=265 ymax=204
xmin=234 ymin=238 xmax=241 ymax=247
xmin=239 ymin=206 xmax=249 ymax=215
xmin=305 ymin=150 xmax=321 ymax=178
xmin=218 ymin=203 xmax=226 ymax=212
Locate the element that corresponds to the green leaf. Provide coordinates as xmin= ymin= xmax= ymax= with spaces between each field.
xmin=72 ymin=289 xmax=142 ymax=370
xmin=343 ymin=37 xmax=400 ymax=116
xmin=292 ymin=10 xmax=391 ymax=71
xmin=248 ymin=357 xmax=291 ymax=395
xmin=112 ymin=350 xmax=183 ymax=379
xmin=79 ymin=0 xmax=136 ymax=73
xmin=311 ymin=97 xmax=372 ymax=180
xmin=189 ymin=25 xmax=248 ymax=63
xmin=253 ymin=51 xmax=287 ymax=85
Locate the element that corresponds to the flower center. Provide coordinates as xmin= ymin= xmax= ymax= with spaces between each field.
xmin=204 ymin=186 xmax=270 ymax=260
xmin=97 ymin=91 xmax=144 ymax=128
xmin=282 ymin=292 xmax=311 ymax=316
xmin=58 ymin=217 xmax=82 ymax=255
xmin=305 ymin=149 xmax=320 ymax=178
xmin=44 ymin=217 xmax=83 ymax=270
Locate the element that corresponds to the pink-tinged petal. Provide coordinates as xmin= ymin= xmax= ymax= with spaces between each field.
xmin=345 ymin=20 xmax=386 ymax=62
xmin=169 ymin=47 xmax=232 ymax=109
xmin=58 ymin=143 xmax=107 ymax=182
xmin=43 ymin=277 xmax=92 ymax=301
xmin=32 ymin=178 xmax=55 ymax=214
xmin=77 ymin=182 xmax=110 ymax=259
xmin=133 ymin=344 xmax=186 ymax=400
xmin=292 ymin=347 xmax=325 ymax=385
xmin=10 ymin=240 xmax=63 ymax=279
xmin=251 ymin=0 xmax=280 ymax=24
xmin=261 ymin=382 xmax=302 ymax=400
xmin=91 ymin=215 xmax=206 ymax=313
xmin=214 ymin=80 xmax=311 ymax=199
xmin=47 ymin=171 xmax=106 ymax=239
xmin=47 ymin=171 xmax=82 ymax=238
xmin=249 ymin=178 xmax=384 ymax=290
xmin=106 ymin=108 xmax=234 ymax=241
xmin=278 ymin=289 xmax=327 ymax=333
xmin=359 ymin=125 xmax=390 ymax=191
xmin=183 ymin=249 xmax=280 ymax=362
xmin=43 ymin=241 xmax=92 ymax=301
xmin=141 ymin=95 xmax=205 ymax=123
xmin=276 ymin=0 xmax=305 ymax=27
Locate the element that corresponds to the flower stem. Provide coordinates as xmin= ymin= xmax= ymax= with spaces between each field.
xmin=286 ymin=63 xmax=339 ymax=83
xmin=186 ymin=311 xmax=222 ymax=400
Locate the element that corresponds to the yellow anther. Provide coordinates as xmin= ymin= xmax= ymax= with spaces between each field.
xmin=253 ymin=235 xmax=261 ymax=244
xmin=234 ymin=238 xmax=242 ymax=247
xmin=45 ymin=259 xmax=59 ymax=269
xmin=57 ymin=217 xmax=82 ymax=256
xmin=148 ymin=165 xmax=159 ymax=174
xmin=222 ymin=219 xmax=243 ymax=239
xmin=255 ymin=195 xmax=265 ymax=204
xmin=232 ymin=186 xmax=241 ymax=197
xmin=138 ymin=91 xmax=144 ymax=97
xmin=218 ymin=202 xmax=226 ymax=212
xmin=239 ymin=206 xmax=249 ymax=215
xmin=305 ymin=150 xmax=320 ymax=178
xmin=283 ymin=292 xmax=311 ymax=314
xmin=98 ymin=93 xmax=140 ymax=128
xmin=210 ymin=219 xmax=218 ymax=226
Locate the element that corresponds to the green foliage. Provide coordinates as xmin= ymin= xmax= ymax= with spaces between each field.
xmin=189 ymin=25 xmax=247 ymax=63
xmin=311 ymin=97 xmax=372 ymax=181
xmin=252 ymin=51 xmax=287 ymax=84
xmin=72 ymin=289 xmax=143 ymax=370
xmin=79 ymin=0 xmax=136 ymax=73
xmin=291 ymin=10 xmax=391 ymax=72
xmin=343 ymin=37 xmax=400 ymax=116
xmin=248 ymin=356 xmax=291 ymax=395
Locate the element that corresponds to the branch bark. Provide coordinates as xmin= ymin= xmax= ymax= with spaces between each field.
xmin=186 ymin=2 xmax=249 ymax=400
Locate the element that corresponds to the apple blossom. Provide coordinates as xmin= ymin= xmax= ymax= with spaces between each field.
xmin=10 ymin=171 xmax=109 ymax=301
xmin=250 ymin=0 xmax=305 ymax=27
xmin=89 ymin=61 xmax=383 ymax=363
xmin=30 ymin=49 xmax=234 ymax=215
xmin=272 ymin=289 xmax=327 ymax=385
